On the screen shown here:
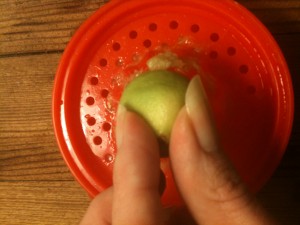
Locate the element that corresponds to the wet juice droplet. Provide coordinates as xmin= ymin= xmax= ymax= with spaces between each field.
xmin=105 ymin=154 xmax=114 ymax=163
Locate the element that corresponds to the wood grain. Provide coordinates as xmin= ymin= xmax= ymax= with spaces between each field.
xmin=0 ymin=181 xmax=89 ymax=225
xmin=0 ymin=0 xmax=109 ymax=57
xmin=0 ymin=0 xmax=300 ymax=225
xmin=0 ymin=53 xmax=73 ymax=182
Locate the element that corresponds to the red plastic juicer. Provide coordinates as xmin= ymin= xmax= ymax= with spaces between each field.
xmin=52 ymin=0 xmax=294 ymax=207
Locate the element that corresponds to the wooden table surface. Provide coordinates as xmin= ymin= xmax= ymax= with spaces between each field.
xmin=0 ymin=0 xmax=299 ymax=224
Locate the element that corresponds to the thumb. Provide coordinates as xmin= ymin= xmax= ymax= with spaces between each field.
xmin=170 ymin=76 xmax=278 ymax=225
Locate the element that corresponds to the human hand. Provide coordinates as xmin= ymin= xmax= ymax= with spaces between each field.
xmin=80 ymin=77 xmax=278 ymax=225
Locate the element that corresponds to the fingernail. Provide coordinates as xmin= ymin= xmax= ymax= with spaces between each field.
xmin=116 ymin=104 xmax=127 ymax=149
xmin=185 ymin=76 xmax=218 ymax=152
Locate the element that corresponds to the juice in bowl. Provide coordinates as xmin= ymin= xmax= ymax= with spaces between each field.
xmin=52 ymin=0 xmax=294 ymax=207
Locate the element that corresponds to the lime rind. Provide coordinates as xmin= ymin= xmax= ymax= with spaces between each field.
xmin=120 ymin=70 xmax=189 ymax=143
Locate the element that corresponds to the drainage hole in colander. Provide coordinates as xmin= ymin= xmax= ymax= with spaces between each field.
xmin=149 ymin=23 xmax=157 ymax=31
xmin=90 ymin=77 xmax=99 ymax=85
xmin=169 ymin=20 xmax=179 ymax=29
xmin=101 ymin=89 xmax=109 ymax=98
xmin=191 ymin=24 xmax=200 ymax=33
xmin=143 ymin=39 xmax=152 ymax=48
xmin=210 ymin=33 xmax=219 ymax=42
xmin=129 ymin=30 xmax=138 ymax=39
xmin=209 ymin=50 xmax=218 ymax=59
xmin=113 ymin=42 xmax=121 ymax=51
xmin=99 ymin=58 xmax=108 ymax=67
xmin=87 ymin=117 xmax=96 ymax=126
xmin=239 ymin=65 xmax=249 ymax=74
xmin=102 ymin=122 xmax=111 ymax=131
xmin=93 ymin=136 xmax=102 ymax=145
xmin=86 ymin=96 xmax=95 ymax=105
xmin=227 ymin=47 xmax=236 ymax=56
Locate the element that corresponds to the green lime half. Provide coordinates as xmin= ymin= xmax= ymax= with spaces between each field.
xmin=120 ymin=70 xmax=189 ymax=154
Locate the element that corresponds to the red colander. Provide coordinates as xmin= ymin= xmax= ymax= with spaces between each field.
xmin=52 ymin=0 xmax=294 ymax=207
